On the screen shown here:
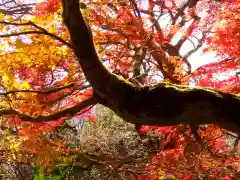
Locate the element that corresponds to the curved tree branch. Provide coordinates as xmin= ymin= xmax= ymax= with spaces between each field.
xmin=38 ymin=85 xmax=92 ymax=105
xmin=61 ymin=0 xmax=240 ymax=134
xmin=0 ymin=21 xmax=72 ymax=48
xmin=0 ymin=83 xmax=75 ymax=96
xmin=0 ymin=96 xmax=97 ymax=122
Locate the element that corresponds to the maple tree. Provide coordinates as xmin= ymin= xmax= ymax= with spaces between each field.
xmin=0 ymin=0 xmax=240 ymax=179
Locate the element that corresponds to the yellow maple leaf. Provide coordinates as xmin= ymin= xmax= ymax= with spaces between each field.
xmin=15 ymin=38 xmax=25 ymax=49
xmin=48 ymin=26 xmax=56 ymax=33
xmin=6 ymin=135 xmax=12 ymax=140
xmin=28 ymin=44 xmax=39 ymax=54
xmin=10 ymin=143 xmax=19 ymax=150
xmin=21 ymin=81 xmax=30 ymax=89
xmin=2 ymin=71 xmax=19 ymax=90
xmin=51 ymin=64 xmax=56 ymax=71
xmin=0 ymin=13 xmax=4 ymax=21
xmin=0 ymin=43 xmax=7 ymax=53
xmin=2 ymin=72 xmax=9 ymax=82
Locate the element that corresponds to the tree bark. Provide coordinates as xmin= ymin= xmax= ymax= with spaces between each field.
xmin=61 ymin=0 xmax=240 ymax=134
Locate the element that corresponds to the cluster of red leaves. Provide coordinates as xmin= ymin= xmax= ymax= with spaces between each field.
xmin=139 ymin=124 xmax=240 ymax=179
xmin=204 ymin=0 xmax=240 ymax=58
xmin=7 ymin=115 xmax=65 ymax=134
xmin=139 ymin=57 xmax=240 ymax=179
xmin=8 ymin=0 xmax=239 ymax=178
xmin=87 ymin=5 xmax=149 ymax=73
xmin=7 ymin=83 xmax=94 ymax=133
xmin=192 ymin=59 xmax=240 ymax=94
xmin=140 ymin=125 xmax=187 ymax=148
xmin=87 ymin=1 xmax=176 ymax=76
xmin=33 ymin=0 xmax=60 ymax=16
xmin=139 ymin=58 xmax=239 ymax=179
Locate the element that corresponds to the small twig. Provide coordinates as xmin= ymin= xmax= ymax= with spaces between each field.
xmin=0 ymin=21 xmax=72 ymax=48
xmin=0 ymin=83 xmax=75 ymax=96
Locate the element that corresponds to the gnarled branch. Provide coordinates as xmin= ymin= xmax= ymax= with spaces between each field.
xmin=61 ymin=0 xmax=240 ymax=134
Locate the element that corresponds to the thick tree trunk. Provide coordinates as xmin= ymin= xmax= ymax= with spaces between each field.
xmin=62 ymin=0 xmax=240 ymax=134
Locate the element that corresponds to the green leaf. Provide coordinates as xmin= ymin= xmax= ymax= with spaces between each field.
xmin=34 ymin=175 xmax=45 ymax=180
xmin=44 ymin=176 xmax=61 ymax=180
xmin=51 ymin=166 xmax=61 ymax=176
xmin=33 ymin=165 xmax=45 ymax=180
xmin=56 ymin=162 xmax=72 ymax=168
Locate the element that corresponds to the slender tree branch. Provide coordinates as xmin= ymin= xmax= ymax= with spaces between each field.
xmin=0 ymin=21 xmax=72 ymax=48
xmin=129 ymin=0 xmax=141 ymax=18
xmin=0 ymin=31 xmax=45 ymax=37
xmin=28 ymin=21 xmax=72 ymax=48
xmin=234 ymin=138 xmax=240 ymax=152
xmin=0 ymin=96 xmax=97 ymax=122
xmin=39 ymin=85 xmax=92 ymax=105
xmin=150 ymin=57 xmax=181 ymax=83
xmin=172 ymin=0 xmax=200 ymax=25
xmin=0 ymin=83 xmax=75 ymax=96
xmin=0 ymin=21 xmax=32 ymax=26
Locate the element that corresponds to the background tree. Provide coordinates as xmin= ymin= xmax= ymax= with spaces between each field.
xmin=0 ymin=0 xmax=239 ymax=179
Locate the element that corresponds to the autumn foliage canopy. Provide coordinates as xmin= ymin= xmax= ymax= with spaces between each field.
xmin=0 ymin=0 xmax=240 ymax=179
